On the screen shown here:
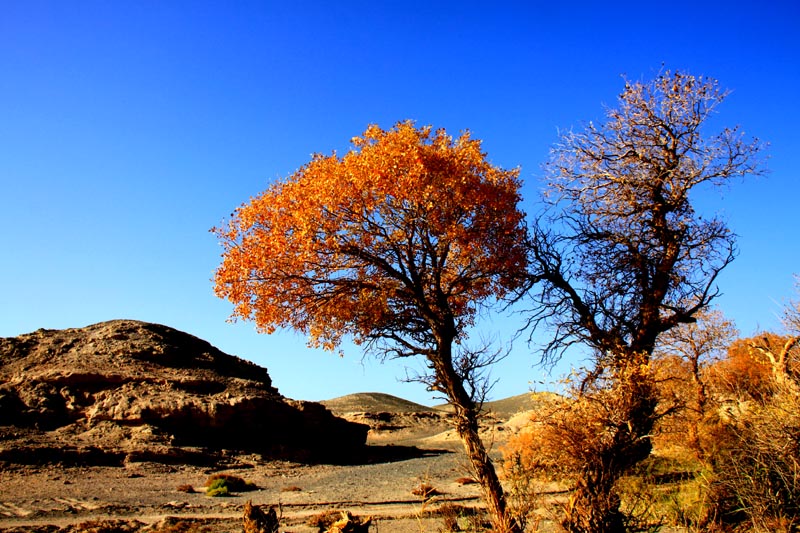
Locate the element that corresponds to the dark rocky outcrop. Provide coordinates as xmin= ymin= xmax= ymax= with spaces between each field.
xmin=0 ymin=320 xmax=367 ymax=465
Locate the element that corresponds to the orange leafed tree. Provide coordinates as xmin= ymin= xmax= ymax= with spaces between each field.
xmin=213 ymin=121 xmax=528 ymax=532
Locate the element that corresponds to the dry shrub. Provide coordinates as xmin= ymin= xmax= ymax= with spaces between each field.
xmin=648 ymin=321 xmax=800 ymax=531
xmin=242 ymin=501 xmax=280 ymax=533
xmin=308 ymin=510 xmax=347 ymax=531
xmin=411 ymin=482 xmax=440 ymax=499
xmin=503 ymin=364 xmax=660 ymax=532
xmin=175 ymin=483 xmax=195 ymax=493
xmin=433 ymin=503 xmax=485 ymax=532
xmin=686 ymin=323 xmax=800 ymax=531
xmin=705 ymin=380 xmax=800 ymax=531
xmin=66 ymin=520 xmax=145 ymax=533
xmin=502 ymin=461 xmax=542 ymax=532
xmin=307 ymin=511 xmax=370 ymax=533
xmin=502 ymin=393 xmax=565 ymax=479
xmin=150 ymin=518 xmax=217 ymax=533
xmin=706 ymin=336 xmax=782 ymax=403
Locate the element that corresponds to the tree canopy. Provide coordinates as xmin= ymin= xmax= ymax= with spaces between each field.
xmin=527 ymin=71 xmax=765 ymax=364
xmin=213 ymin=121 xmax=527 ymax=357
xmin=214 ymin=121 xmax=529 ymax=532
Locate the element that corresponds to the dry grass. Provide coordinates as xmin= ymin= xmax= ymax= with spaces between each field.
xmin=428 ymin=503 xmax=485 ymax=532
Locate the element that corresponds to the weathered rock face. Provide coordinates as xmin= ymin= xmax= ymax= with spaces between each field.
xmin=0 ymin=320 xmax=367 ymax=464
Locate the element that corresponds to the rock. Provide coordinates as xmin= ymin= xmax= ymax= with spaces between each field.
xmin=0 ymin=320 xmax=367 ymax=464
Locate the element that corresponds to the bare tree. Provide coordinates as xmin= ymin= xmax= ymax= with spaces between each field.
xmin=522 ymin=70 xmax=765 ymax=532
xmin=654 ymin=308 xmax=738 ymax=462
xmin=704 ymin=285 xmax=800 ymax=531
xmin=749 ymin=286 xmax=800 ymax=389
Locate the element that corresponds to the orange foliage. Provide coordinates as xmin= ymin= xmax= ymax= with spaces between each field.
xmin=213 ymin=121 xmax=527 ymax=352
xmin=708 ymin=334 xmax=788 ymax=400
xmin=503 ymin=364 xmax=658 ymax=532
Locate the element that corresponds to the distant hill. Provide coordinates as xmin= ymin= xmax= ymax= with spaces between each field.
xmin=432 ymin=392 xmax=559 ymax=418
xmin=482 ymin=392 xmax=551 ymax=418
xmin=322 ymin=391 xmax=557 ymax=419
xmin=321 ymin=392 xmax=439 ymax=414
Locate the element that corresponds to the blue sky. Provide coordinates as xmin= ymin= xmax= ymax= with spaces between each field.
xmin=2 ymin=1 xmax=798 ymax=405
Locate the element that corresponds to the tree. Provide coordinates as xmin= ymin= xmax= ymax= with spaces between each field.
xmin=748 ymin=329 xmax=800 ymax=391
xmin=713 ymin=334 xmax=790 ymax=401
xmin=653 ymin=308 xmax=738 ymax=463
xmin=213 ymin=121 xmax=528 ymax=532
xmin=709 ymin=282 xmax=800 ymax=402
xmin=523 ymin=71 xmax=765 ymax=532
xmin=700 ymin=289 xmax=800 ymax=531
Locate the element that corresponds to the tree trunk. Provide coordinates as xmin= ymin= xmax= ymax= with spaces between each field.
xmin=562 ymin=362 xmax=657 ymax=533
xmin=429 ymin=344 xmax=520 ymax=533
xmin=564 ymin=474 xmax=625 ymax=533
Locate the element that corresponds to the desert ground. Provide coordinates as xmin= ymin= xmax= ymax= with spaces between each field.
xmin=0 ymin=394 xmax=546 ymax=533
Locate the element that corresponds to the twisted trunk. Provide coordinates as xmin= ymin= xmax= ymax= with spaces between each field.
xmin=563 ymin=360 xmax=658 ymax=533
xmin=429 ymin=336 xmax=520 ymax=533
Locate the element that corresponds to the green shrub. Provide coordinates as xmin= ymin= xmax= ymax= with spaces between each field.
xmin=204 ymin=473 xmax=257 ymax=493
xmin=203 ymin=473 xmax=257 ymax=497
xmin=205 ymin=478 xmax=230 ymax=497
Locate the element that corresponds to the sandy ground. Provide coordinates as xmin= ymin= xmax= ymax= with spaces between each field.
xmin=0 ymin=419 xmax=510 ymax=532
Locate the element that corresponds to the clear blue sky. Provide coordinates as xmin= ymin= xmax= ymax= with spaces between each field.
xmin=2 ymin=1 xmax=798 ymax=405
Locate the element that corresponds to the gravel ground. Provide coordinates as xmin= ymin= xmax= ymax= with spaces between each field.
xmin=0 ymin=428 xmax=491 ymax=532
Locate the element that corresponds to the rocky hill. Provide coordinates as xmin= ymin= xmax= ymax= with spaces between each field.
xmin=321 ymin=392 xmax=440 ymax=415
xmin=0 ymin=320 xmax=368 ymax=465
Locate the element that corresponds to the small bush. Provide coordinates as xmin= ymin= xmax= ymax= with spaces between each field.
xmin=308 ymin=510 xmax=356 ymax=532
xmin=69 ymin=520 xmax=144 ymax=533
xmin=205 ymin=478 xmax=230 ymax=497
xmin=150 ymin=517 xmax=217 ymax=533
xmin=432 ymin=503 xmax=483 ymax=533
xmin=317 ymin=511 xmax=371 ymax=533
xmin=411 ymin=482 xmax=440 ymax=499
xmin=243 ymin=501 xmax=280 ymax=533
xmin=203 ymin=473 xmax=257 ymax=496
